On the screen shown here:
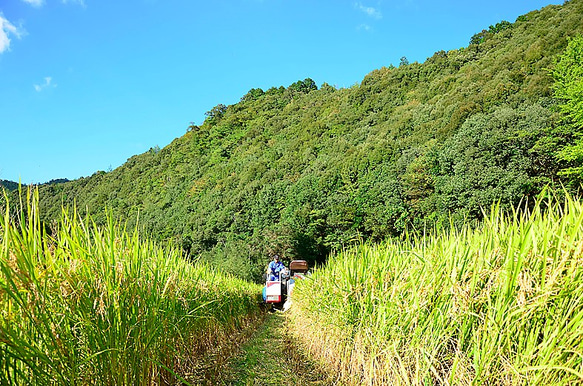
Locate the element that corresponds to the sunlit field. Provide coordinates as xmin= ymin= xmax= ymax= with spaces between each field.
xmin=0 ymin=190 xmax=261 ymax=385
xmin=291 ymin=193 xmax=583 ymax=385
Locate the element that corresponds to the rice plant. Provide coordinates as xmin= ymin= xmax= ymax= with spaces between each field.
xmin=0 ymin=189 xmax=261 ymax=385
xmin=290 ymin=192 xmax=583 ymax=385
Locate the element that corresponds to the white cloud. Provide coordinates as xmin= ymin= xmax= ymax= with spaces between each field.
xmin=34 ymin=77 xmax=56 ymax=92
xmin=21 ymin=0 xmax=45 ymax=7
xmin=355 ymin=2 xmax=382 ymax=19
xmin=62 ymin=0 xmax=86 ymax=6
xmin=357 ymin=24 xmax=372 ymax=31
xmin=0 ymin=14 xmax=24 ymax=54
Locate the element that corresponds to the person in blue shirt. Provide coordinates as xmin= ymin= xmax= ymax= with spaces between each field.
xmin=267 ymin=254 xmax=285 ymax=281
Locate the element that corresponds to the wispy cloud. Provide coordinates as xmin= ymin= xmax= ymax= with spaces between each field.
xmin=21 ymin=0 xmax=45 ymax=7
xmin=34 ymin=77 xmax=56 ymax=92
xmin=0 ymin=13 xmax=24 ymax=54
xmin=355 ymin=2 xmax=382 ymax=19
xmin=62 ymin=0 xmax=86 ymax=7
xmin=357 ymin=24 xmax=372 ymax=31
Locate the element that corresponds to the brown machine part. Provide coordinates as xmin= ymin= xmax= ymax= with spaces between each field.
xmin=289 ymin=260 xmax=309 ymax=273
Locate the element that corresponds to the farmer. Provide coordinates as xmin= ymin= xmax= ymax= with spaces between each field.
xmin=267 ymin=254 xmax=285 ymax=280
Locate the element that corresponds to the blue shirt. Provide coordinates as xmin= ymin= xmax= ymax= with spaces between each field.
xmin=268 ymin=260 xmax=285 ymax=278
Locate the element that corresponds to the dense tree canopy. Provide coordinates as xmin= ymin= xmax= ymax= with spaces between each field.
xmin=0 ymin=180 xmax=19 ymax=191
xmin=552 ymin=35 xmax=583 ymax=180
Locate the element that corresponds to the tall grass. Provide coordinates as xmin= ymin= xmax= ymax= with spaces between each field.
xmin=0 ymin=189 xmax=261 ymax=385
xmin=290 ymin=193 xmax=583 ymax=385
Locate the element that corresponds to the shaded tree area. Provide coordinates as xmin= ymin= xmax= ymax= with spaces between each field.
xmin=7 ymin=0 xmax=583 ymax=282
xmin=0 ymin=180 xmax=20 ymax=191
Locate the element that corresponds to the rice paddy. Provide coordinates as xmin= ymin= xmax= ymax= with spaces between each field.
xmin=4 ymin=187 xmax=583 ymax=385
xmin=0 ymin=190 xmax=262 ymax=385
xmin=289 ymin=193 xmax=583 ymax=385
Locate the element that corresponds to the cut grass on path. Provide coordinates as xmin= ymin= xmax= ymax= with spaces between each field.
xmin=220 ymin=312 xmax=333 ymax=385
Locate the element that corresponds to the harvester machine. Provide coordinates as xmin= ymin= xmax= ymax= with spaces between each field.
xmin=263 ymin=260 xmax=309 ymax=311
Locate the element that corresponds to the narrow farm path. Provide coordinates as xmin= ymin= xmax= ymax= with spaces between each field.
xmin=217 ymin=311 xmax=333 ymax=385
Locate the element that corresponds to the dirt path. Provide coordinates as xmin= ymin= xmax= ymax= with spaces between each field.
xmin=217 ymin=311 xmax=333 ymax=385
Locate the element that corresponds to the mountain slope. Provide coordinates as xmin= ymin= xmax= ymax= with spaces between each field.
xmin=0 ymin=180 xmax=19 ymax=191
xmin=20 ymin=0 xmax=583 ymax=280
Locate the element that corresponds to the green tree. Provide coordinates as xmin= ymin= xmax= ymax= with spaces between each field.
xmin=241 ymin=88 xmax=265 ymax=102
xmin=288 ymin=78 xmax=318 ymax=93
xmin=552 ymin=35 xmax=583 ymax=181
xmin=204 ymin=103 xmax=227 ymax=125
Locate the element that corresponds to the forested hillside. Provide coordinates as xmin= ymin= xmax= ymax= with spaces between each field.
xmin=9 ymin=0 xmax=583 ymax=281
xmin=0 ymin=180 xmax=19 ymax=191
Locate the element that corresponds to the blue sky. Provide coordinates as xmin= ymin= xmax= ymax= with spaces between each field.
xmin=0 ymin=0 xmax=562 ymax=184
